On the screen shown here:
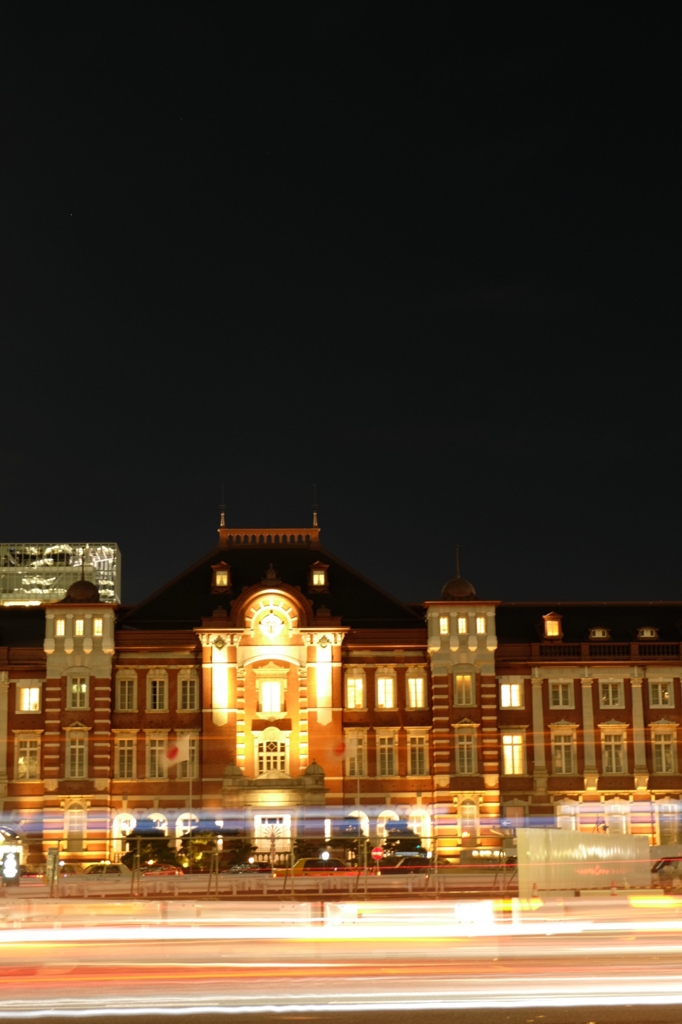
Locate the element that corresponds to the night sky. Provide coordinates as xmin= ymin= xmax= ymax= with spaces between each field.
xmin=1 ymin=7 xmax=678 ymax=606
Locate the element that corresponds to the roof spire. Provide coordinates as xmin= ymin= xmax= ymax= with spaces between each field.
xmin=455 ymin=544 xmax=460 ymax=580
xmin=312 ymin=483 xmax=319 ymax=528
xmin=219 ymin=483 xmax=226 ymax=529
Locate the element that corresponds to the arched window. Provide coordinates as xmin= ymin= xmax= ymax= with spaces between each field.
xmin=175 ymin=812 xmax=199 ymax=841
xmin=112 ymin=812 xmax=137 ymax=859
xmin=147 ymin=812 xmax=169 ymax=836
xmin=66 ymin=803 xmax=86 ymax=853
xmin=256 ymin=727 xmax=288 ymax=775
xmin=604 ymin=799 xmax=629 ymax=835
xmin=556 ymin=801 xmax=579 ymax=831
xmin=408 ymin=807 xmax=432 ymax=848
xmin=347 ymin=809 xmax=370 ymax=837
xmin=376 ymin=809 xmax=399 ymax=840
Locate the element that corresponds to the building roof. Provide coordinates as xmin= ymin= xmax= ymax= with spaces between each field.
xmin=120 ymin=536 xmax=424 ymax=631
xmin=496 ymin=602 xmax=682 ymax=644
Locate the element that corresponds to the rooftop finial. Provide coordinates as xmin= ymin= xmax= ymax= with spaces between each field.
xmin=312 ymin=483 xmax=319 ymax=528
xmin=455 ymin=544 xmax=460 ymax=580
xmin=219 ymin=483 xmax=226 ymax=529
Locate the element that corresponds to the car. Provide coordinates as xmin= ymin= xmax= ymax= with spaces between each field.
xmin=223 ymin=862 xmax=272 ymax=874
xmin=377 ymin=855 xmax=432 ymax=876
xmin=18 ymin=864 xmax=45 ymax=878
xmin=57 ymin=862 xmax=84 ymax=877
xmin=140 ymin=862 xmax=184 ymax=876
xmin=84 ymin=863 xmax=128 ymax=876
xmin=275 ymin=857 xmax=356 ymax=878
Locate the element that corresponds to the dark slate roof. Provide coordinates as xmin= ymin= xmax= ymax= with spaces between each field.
xmin=497 ymin=602 xmax=682 ymax=644
xmin=120 ymin=542 xmax=424 ymax=631
xmin=0 ymin=607 xmax=46 ymax=647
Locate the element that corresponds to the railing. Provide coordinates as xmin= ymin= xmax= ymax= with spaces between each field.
xmin=526 ymin=642 xmax=682 ymax=661
xmin=539 ymin=644 xmax=582 ymax=658
xmin=589 ymin=644 xmax=631 ymax=658
xmin=637 ymin=643 xmax=680 ymax=658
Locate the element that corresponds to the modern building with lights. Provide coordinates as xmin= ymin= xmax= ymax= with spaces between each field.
xmin=0 ymin=543 xmax=120 ymax=606
xmin=1 ymin=519 xmax=682 ymax=865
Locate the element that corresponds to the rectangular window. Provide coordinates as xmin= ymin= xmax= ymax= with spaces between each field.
xmin=439 ymin=615 xmax=449 ymax=635
xmin=502 ymin=734 xmax=524 ymax=775
xmin=600 ymin=682 xmax=622 ymax=708
xmin=74 ymin=619 xmax=84 ymax=637
xmin=180 ymin=677 xmax=197 ymax=711
xmin=654 ymin=733 xmax=675 ymax=774
xmin=148 ymin=738 xmax=166 ymax=779
xmin=408 ymin=735 xmax=427 ymax=775
xmin=93 ymin=618 xmax=103 ymax=637
xmin=550 ymin=682 xmax=573 ymax=708
xmin=552 ymin=734 xmax=575 ymax=774
xmin=476 ymin=616 xmax=486 ymax=635
xmin=377 ymin=735 xmax=395 ymax=776
xmin=651 ymin=682 xmax=672 ymax=708
xmin=312 ymin=571 xmax=326 ymax=586
xmin=68 ymin=737 xmax=86 ymax=779
xmin=347 ymin=733 xmax=365 ymax=777
xmin=18 ymin=685 xmax=40 ymax=712
xmin=257 ymin=738 xmax=287 ymax=774
xmin=456 ymin=730 xmax=476 ymax=774
xmin=69 ymin=678 xmax=88 ymax=710
xmin=179 ymin=738 xmax=198 ymax=779
xmin=117 ymin=739 xmax=135 ymax=779
xmin=545 ymin=619 xmax=560 ymax=637
xmin=407 ymin=675 xmax=426 ymax=709
xmin=150 ymin=678 xmax=166 ymax=711
xmin=603 ymin=732 xmax=625 ymax=774
xmin=215 ymin=571 xmax=229 ymax=587
xmin=376 ymin=676 xmax=395 ymax=709
xmin=261 ymin=681 xmax=281 ymax=714
xmin=457 ymin=616 xmax=468 ymax=635
xmin=500 ymin=682 xmax=522 ymax=708
xmin=55 ymin=618 xmax=65 ymax=637
xmin=346 ymin=676 xmax=364 ymax=709
xmin=454 ymin=674 xmax=474 ymax=706
xmin=117 ymin=678 xmax=135 ymax=712
xmin=17 ymin=739 xmax=39 ymax=780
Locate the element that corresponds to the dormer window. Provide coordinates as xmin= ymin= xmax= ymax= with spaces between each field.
xmin=590 ymin=627 xmax=610 ymax=640
xmin=638 ymin=627 xmax=659 ymax=640
xmin=543 ymin=613 xmax=562 ymax=640
xmin=309 ymin=561 xmax=328 ymax=591
xmin=211 ymin=562 xmax=231 ymax=592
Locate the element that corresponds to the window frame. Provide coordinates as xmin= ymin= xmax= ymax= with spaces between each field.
xmin=454 ymin=672 xmax=475 ymax=707
xmin=454 ymin=725 xmax=478 ymax=775
xmin=146 ymin=733 xmax=168 ymax=780
xmin=375 ymin=729 xmax=398 ymax=777
xmin=65 ymin=731 xmax=88 ymax=779
xmin=550 ymin=727 xmax=577 ymax=775
xmin=650 ymin=679 xmax=674 ymax=709
xmin=651 ymin=725 xmax=678 ymax=775
xmin=114 ymin=733 xmax=137 ymax=780
xmin=375 ymin=671 xmax=396 ymax=710
xmin=344 ymin=728 xmax=367 ymax=778
xmin=406 ymin=671 xmax=427 ymax=710
xmin=177 ymin=670 xmax=199 ymax=712
xmin=93 ymin=617 xmax=103 ymax=637
xmin=600 ymin=726 xmax=628 ymax=774
xmin=116 ymin=673 xmax=137 ymax=712
xmin=178 ymin=733 xmax=199 ymax=780
xmin=457 ymin=615 xmax=468 ymax=635
xmin=599 ymin=680 xmax=624 ymax=709
xmin=15 ymin=732 xmax=41 ymax=781
xmin=147 ymin=670 xmax=169 ymax=713
xmin=16 ymin=680 xmax=42 ymax=714
xmin=499 ymin=680 xmax=523 ymax=709
xmin=550 ymin=681 xmax=575 ymax=710
xmin=501 ymin=731 xmax=526 ymax=776
xmin=406 ymin=729 xmax=430 ymax=776
xmin=345 ymin=671 xmax=366 ymax=710
xmin=475 ymin=615 xmax=486 ymax=636
xmin=439 ymin=615 xmax=449 ymax=636
xmin=67 ymin=673 xmax=89 ymax=711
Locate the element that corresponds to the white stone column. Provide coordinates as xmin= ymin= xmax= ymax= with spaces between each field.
xmin=631 ymin=677 xmax=649 ymax=788
xmin=0 ymin=672 xmax=9 ymax=798
xmin=581 ymin=678 xmax=598 ymax=789
xmin=531 ymin=677 xmax=547 ymax=791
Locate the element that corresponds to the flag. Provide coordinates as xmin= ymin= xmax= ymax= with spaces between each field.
xmin=162 ymin=734 xmax=190 ymax=768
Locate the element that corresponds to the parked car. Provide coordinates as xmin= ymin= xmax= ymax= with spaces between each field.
xmin=58 ymin=862 xmax=84 ymax=877
xmin=224 ymin=862 xmax=272 ymax=874
xmin=140 ymin=862 xmax=184 ymax=876
xmin=84 ymin=863 xmax=129 ymax=876
xmin=275 ymin=857 xmax=356 ymax=878
xmin=378 ymin=855 xmax=432 ymax=876
xmin=19 ymin=864 xmax=45 ymax=878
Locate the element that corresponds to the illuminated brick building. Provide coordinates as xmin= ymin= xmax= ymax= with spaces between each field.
xmin=1 ymin=518 xmax=682 ymax=863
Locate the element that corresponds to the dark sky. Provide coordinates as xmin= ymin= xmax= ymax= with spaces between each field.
xmin=1 ymin=6 xmax=679 ymax=606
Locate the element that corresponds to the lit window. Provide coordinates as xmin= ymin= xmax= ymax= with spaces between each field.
xmin=456 ymin=730 xmax=476 ymax=774
xmin=376 ymin=676 xmax=395 ymax=709
xmin=312 ymin=571 xmax=326 ymax=586
xmin=180 ymin=676 xmax=198 ymax=711
xmin=17 ymin=738 xmax=39 ymax=780
xmin=93 ymin=618 xmax=103 ymax=637
xmin=653 ymin=732 xmax=675 ymax=774
xmin=74 ymin=619 xmax=84 ymax=637
xmin=257 ymin=734 xmax=287 ymax=774
xmin=149 ymin=678 xmax=167 ymax=711
xmin=476 ymin=616 xmax=486 ymax=635
xmin=69 ymin=677 xmax=88 ymax=710
xmin=148 ymin=738 xmax=166 ymax=779
xmin=346 ymin=676 xmax=364 ymax=709
xmin=651 ymin=681 xmax=672 ymax=708
xmin=261 ymin=681 xmax=282 ymax=714
xmin=545 ymin=619 xmax=560 ymax=638
xmin=600 ymin=682 xmax=622 ymax=708
xmin=55 ymin=619 xmax=65 ymax=637
xmin=407 ymin=675 xmax=426 ymax=709
xmin=67 ymin=736 xmax=87 ymax=779
xmin=212 ymin=562 xmax=231 ymax=590
xmin=602 ymin=732 xmax=625 ymax=774
xmin=377 ymin=735 xmax=396 ymax=776
xmin=550 ymin=682 xmax=573 ymax=708
xmin=216 ymin=571 xmax=228 ymax=587
xmin=18 ymin=685 xmax=40 ymax=712
xmin=639 ymin=627 xmax=658 ymax=639
xmin=439 ymin=615 xmax=449 ymax=635
xmin=117 ymin=678 xmax=135 ymax=711
xmin=457 ymin=616 xmax=468 ymax=635
xmin=408 ymin=734 xmax=427 ymax=775
xmin=502 ymin=734 xmax=524 ymax=775
xmin=500 ymin=682 xmax=522 ymax=708
xmin=552 ymin=733 xmax=575 ymax=774
xmin=116 ymin=739 xmax=135 ymax=779
xmin=590 ymin=627 xmax=609 ymax=639
xmin=179 ymin=737 xmax=199 ymax=779
xmin=454 ymin=673 xmax=473 ymax=706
